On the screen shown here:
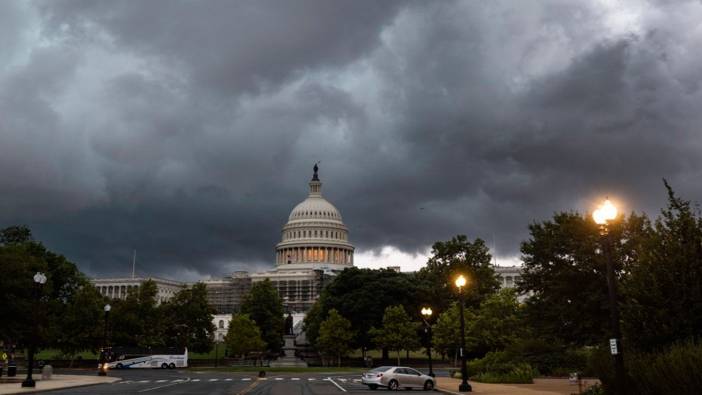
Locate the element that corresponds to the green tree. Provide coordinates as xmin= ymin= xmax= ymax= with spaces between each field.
xmin=432 ymin=303 xmax=463 ymax=363
xmin=54 ymin=284 xmax=105 ymax=363
xmin=304 ymin=267 xmax=419 ymax=355
xmin=623 ymin=181 xmax=702 ymax=351
xmin=241 ymin=279 xmax=284 ymax=353
xmin=225 ymin=314 xmax=266 ymax=359
xmin=317 ymin=309 xmax=355 ymax=367
xmin=162 ymin=282 xmax=215 ymax=353
xmin=416 ymin=235 xmax=500 ymax=313
xmin=0 ymin=226 xmax=99 ymax=355
xmin=518 ymin=211 xmax=649 ymax=346
xmin=110 ymin=280 xmax=164 ymax=348
xmin=468 ymin=288 xmax=524 ymax=354
xmin=370 ymin=305 xmax=420 ymax=365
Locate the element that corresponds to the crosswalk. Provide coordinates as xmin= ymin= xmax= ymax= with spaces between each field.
xmin=114 ymin=376 xmax=363 ymax=385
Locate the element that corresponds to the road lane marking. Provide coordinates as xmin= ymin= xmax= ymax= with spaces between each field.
xmin=191 ymin=378 xmax=201 ymax=382
xmin=138 ymin=380 xmax=151 ymax=383
xmin=209 ymin=378 xmax=219 ymax=382
xmin=339 ymin=378 xmax=347 ymax=382
xmin=138 ymin=377 xmax=191 ymax=392
xmin=155 ymin=380 xmax=168 ymax=383
xmin=259 ymin=377 xmax=268 ymax=380
xmin=308 ymin=378 xmax=316 ymax=381
xmin=327 ymin=377 xmax=347 ymax=392
xmin=274 ymin=377 xmax=284 ymax=381
xmin=353 ymin=379 xmax=361 ymax=382
xmin=291 ymin=378 xmax=300 ymax=381
xmin=236 ymin=379 xmax=260 ymax=395
xmin=225 ymin=378 xmax=233 ymax=381
xmin=241 ymin=377 xmax=251 ymax=381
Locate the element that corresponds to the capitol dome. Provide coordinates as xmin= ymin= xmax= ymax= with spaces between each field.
xmin=275 ymin=165 xmax=354 ymax=270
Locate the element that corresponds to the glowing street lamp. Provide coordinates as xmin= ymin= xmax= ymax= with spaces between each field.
xmin=420 ymin=307 xmax=434 ymax=377
xmin=593 ymin=199 xmax=618 ymax=225
xmin=454 ymin=275 xmax=472 ymax=392
xmin=593 ymin=198 xmax=626 ymax=395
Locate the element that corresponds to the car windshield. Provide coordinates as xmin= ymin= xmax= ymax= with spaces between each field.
xmin=370 ymin=366 xmax=392 ymax=372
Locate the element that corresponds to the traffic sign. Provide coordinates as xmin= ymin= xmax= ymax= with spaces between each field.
xmin=1 ymin=352 xmax=7 ymax=361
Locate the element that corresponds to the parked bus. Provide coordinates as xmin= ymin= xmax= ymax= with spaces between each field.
xmin=103 ymin=347 xmax=188 ymax=369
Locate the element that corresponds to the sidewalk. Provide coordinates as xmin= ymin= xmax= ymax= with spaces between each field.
xmin=0 ymin=374 xmax=119 ymax=394
xmin=436 ymin=377 xmax=599 ymax=395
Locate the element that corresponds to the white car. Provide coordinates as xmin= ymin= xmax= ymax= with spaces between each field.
xmin=361 ymin=366 xmax=435 ymax=391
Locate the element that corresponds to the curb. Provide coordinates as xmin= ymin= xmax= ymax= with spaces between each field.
xmin=436 ymin=387 xmax=467 ymax=395
xmin=0 ymin=378 xmax=120 ymax=394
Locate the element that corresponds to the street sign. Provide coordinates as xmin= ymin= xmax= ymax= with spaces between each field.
xmin=609 ymin=338 xmax=619 ymax=355
xmin=1 ymin=352 xmax=7 ymax=361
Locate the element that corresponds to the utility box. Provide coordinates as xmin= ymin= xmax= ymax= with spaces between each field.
xmin=41 ymin=365 xmax=53 ymax=380
xmin=7 ymin=362 xmax=16 ymax=377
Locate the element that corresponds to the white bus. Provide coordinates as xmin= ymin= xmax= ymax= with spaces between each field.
xmin=104 ymin=347 xmax=188 ymax=369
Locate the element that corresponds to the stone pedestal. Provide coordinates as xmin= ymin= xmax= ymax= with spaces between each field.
xmin=270 ymin=335 xmax=308 ymax=367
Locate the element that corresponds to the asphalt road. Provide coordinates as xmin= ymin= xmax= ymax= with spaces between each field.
xmin=49 ymin=369 xmax=439 ymax=394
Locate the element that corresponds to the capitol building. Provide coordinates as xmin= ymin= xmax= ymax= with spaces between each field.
xmin=92 ymin=165 xmax=356 ymax=337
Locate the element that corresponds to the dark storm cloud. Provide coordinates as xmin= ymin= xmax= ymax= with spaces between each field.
xmin=2 ymin=0 xmax=702 ymax=278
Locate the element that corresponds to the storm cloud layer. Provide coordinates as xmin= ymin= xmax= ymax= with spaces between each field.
xmin=2 ymin=0 xmax=702 ymax=278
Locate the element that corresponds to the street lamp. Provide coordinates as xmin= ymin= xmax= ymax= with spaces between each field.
xmin=593 ymin=199 xmax=626 ymax=395
xmin=420 ymin=307 xmax=435 ymax=377
xmin=98 ymin=304 xmax=111 ymax=376
xmin=22 ymin=272 xmax=47 ymax=388
xmin=454 ymin=274 xmax=472 ymax=392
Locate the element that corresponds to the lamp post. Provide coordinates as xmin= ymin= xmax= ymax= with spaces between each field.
xmin=22 ymin=272 xmax=47 ymax=388
xmin=454 ymin=275 xmax=472 ymax=392
xmin=98 ymin=304 xmax=111 ymax=376
xmin=420 ymin=307 xmax=435 ymax=377
xmin=593 ymin=199 xmax=626 ymax=395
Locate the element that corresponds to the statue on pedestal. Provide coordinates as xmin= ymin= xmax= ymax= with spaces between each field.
xmin=285 ymin=313 xmax=294 ymax=335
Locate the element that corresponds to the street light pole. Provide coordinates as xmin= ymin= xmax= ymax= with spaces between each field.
xmin=593 ymin=199 xmax=626 ymax=395
xmin=454 ymin=275 xmax=472 ymax=393
xmin=420 ymin=307 xmax=434 ymax=377
xmin=22 ymin=272 xmax=47 ymax=388
xmin=99 ymin=304 xmax=111 ymax=376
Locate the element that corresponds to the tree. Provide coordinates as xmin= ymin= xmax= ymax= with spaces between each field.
xmin=623 ymin=181 xmax=702 ymax=351
xmin=225 ymin=314 xmax=266 ymax=360
xmin=432 ymin=303 xmax=462 ymax=363
xmin=162 ymin=282 xmax=215 ymax=353
xmin=0 ymin=226 xmax=99 ymax=355
xmin=53 ymin=284 xmax=105 ymax=362
xmin=468 ymin=288 xmax=524 ymax=354
xmin=304 ymin=267 xmax=419 ymax=355
xmin=317 ymin=309 xmax=355 ymax=367
xmin=370 ymin=305 xmax=420 ymax=365
xmin=518 ymin=211 xmax=649 ymax=346
xmin=416 ymin=235 xmax=501 ymax=313
xmin=241 ymin=279 xmax=284 ymax=353
xmin=110 ymin=280 xmax=164 ymax=348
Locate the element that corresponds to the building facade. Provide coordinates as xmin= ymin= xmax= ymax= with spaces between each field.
xmin=202 ymin=271 xmax=252 ymax=314
xmin=494 ymin=265 xmax=523 ymax=289
xmin=92 ymin=276 xmax=185 ymax=304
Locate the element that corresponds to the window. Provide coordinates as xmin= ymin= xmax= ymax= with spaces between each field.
xmin=219 ymin=320 xmax=224 ymax=329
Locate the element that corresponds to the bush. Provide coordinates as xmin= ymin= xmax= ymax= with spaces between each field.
xmin=589 ymin=340 xmax=702 ymax=395
xmin=473 ymin=363 xmax=538 ymax=384
xmin=581 ymin=383 xmax=605 ymax=395
xmin=468 ymin=352 xmax=537 ymax=384
xmin=505 ymin=338 xmax=591 ymax=376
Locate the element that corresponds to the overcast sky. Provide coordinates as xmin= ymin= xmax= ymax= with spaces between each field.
xmin=2 ymin=0 xmax=702 ymax=279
